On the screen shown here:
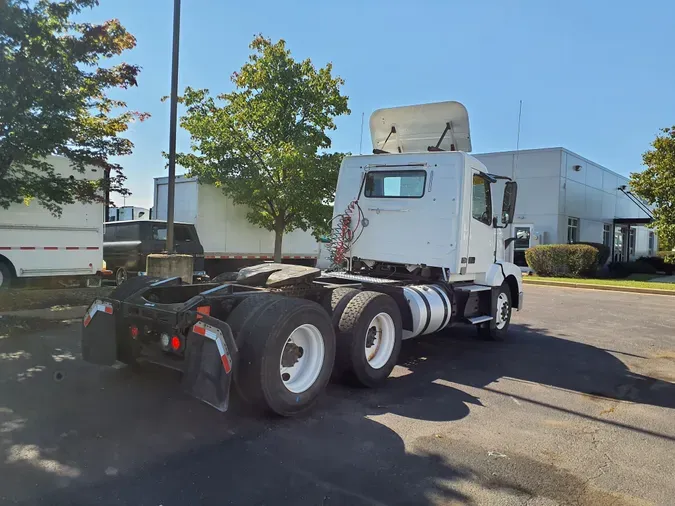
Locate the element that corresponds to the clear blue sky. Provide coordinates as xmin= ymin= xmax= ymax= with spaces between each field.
xmin=86 ymin=0 xmax=675 ymax=208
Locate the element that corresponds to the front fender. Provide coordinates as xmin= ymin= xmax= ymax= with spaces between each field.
xmin=484 ymin=262 xmax=523 ymax=309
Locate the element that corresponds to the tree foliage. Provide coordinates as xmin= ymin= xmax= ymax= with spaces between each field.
xmin=0 ymin=0 xmax=147 ymax=215
xmin=630 ymin=127 xmax=675 ymax=250
xmin=175 ymin=35 xmax=350 ymax=261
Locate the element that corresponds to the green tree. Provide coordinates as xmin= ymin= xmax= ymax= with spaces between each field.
xmin=631 ymin=127 xmax=675 ymax=250
xmin=0 ymin=0 xmax=147 ymax=215
xmin=175 ymin=35 xmax=350 ymax=262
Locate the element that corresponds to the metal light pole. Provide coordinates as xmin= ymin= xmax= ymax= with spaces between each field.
xmin=166 ymin=0 xmax=182 ymax=253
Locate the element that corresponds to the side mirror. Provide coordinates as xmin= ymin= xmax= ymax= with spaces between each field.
xmin=502 ymin=181 xmax=518 ymax=225
xmin=504 ymin=237 xmax=517 ymax=249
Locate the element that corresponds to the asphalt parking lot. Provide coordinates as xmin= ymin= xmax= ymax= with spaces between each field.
xmin=1 ymin=285 xmax=674 ymax=506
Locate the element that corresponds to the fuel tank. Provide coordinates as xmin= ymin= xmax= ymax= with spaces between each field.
xmin=401 ymin=284 xmax=453 ymax=339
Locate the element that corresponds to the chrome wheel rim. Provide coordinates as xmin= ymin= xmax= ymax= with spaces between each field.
xmin=495 ymin=292 xmax=510 ymax=329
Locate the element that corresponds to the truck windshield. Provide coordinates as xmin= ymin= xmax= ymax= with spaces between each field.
xmin=364 ymin=170 xmax=426 ymax=198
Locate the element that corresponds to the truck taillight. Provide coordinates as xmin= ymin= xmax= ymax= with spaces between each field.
xmin=170 ymin=336 xmax=182 ymax=351
xmin=130 ymin=325 xmax=139 ymax=339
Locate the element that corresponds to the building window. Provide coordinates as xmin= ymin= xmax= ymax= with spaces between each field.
xmin=567 ymin=217 xmax=579 ymax=243
xmin=629 ymin=228 xmax=636 ymax=257
xmin=648 ymin=231 xmax=655 ymax=255
xmin=603 ymin=224 xmax=612 ymax=247
xmin=471 ymin=174 xmax=492 ymax=225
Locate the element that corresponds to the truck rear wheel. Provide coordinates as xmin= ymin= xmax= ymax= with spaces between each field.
xmin=235 ymin=297 xmax=336 ymax=416
xmin=0 ymin=261 xmax=13 ymax=290
xmin=334 ymin=291 xmax=402 ymax=388
xmin=226 ymin=294 xmax=282 ymax=346
xmin=115 ymin=267 xmax=129 ymax=286
xmin=322 ymin=287 xmax=358 ymax=323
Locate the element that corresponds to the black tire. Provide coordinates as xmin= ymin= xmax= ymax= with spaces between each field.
xmin=478 ymin=282 xmax=512 ymax=341
xmin=235 ymin=297 xmax=336 ymax=416
xmin=322 ymin=287 xmax=359 ymax=323
xmin=0 ymin=261 xmax=13 ymax=290
xmin=226 ymin=294 xmax=282 ymax=346
xmin=334 ymin=291 xmax=402 ymax=388
xmin=115 ymin=267 xmax=129 ymax=286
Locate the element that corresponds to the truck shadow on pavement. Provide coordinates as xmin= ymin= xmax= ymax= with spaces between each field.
xmin=0 ymin=321 xmax=673 ymax=505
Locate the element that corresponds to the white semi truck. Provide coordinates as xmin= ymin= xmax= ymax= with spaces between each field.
xmin=82 ymin=101 xmax=523 ymax=417
xmin=0 ymin=156 xmax=104 ymax=289
xmin=153 ymin=176 xmax=320 ymax=277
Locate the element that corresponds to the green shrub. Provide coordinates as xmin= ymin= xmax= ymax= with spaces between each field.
xmin=525 ymin=244 xmax=599 ymax=277
xmin=578 ymin=242 xmax=611 ymax=265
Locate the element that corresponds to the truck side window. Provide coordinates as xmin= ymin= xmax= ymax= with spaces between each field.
xmin=174 ymin=226 xmax=192 ymax=242
xmin=115 ymin=224 xmax=139 ymax=241
xmin=152 ymin=225 xmax=168 ymax=241
xmin=472 ymin=174 xmax=492 ymax=225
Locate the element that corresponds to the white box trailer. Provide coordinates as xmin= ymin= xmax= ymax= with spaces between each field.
xmin=153 ymin=176 xmax=320 ymax=276
xmin=0 ymin=156 xmax=104 ymax=289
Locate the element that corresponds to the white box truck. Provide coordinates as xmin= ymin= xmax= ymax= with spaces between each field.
xmin=0 ymin=155 xmax=104 ymax=289
xmin=153 ymin=176 xmax=320 ymax=277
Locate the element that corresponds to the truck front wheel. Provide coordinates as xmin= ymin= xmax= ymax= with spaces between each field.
xmin=334 ymin=291 xmax=402 ymax=388
xmin=235 ymin=297 xmax=336 ymax=416
xmin=478 ymin=282 xmax=512 ymax=341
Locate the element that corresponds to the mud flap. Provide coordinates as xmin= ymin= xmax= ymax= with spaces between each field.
xmin=181 ymin=316 xmax=238 ymax=412
xmin=81 ymin=300 xmax=118 ymax=366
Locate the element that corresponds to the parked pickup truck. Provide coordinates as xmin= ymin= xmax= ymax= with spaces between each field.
xmin=103 ymin=220 xmax=207 ymax=285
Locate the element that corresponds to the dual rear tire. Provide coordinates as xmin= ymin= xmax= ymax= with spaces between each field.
xmin=228 ymin=295 xmax=336 ymax=417
xmin=228 ymin=289 xmax=403 ymax=416
xmin=327 ymin=289 xmax=403 ymax=388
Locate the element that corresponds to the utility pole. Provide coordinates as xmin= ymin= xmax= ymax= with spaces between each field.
xmin=166 ymin=0 xmax=181 ymax=253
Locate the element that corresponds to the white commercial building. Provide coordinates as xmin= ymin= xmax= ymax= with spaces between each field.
xmin=474 ymin=148 xmax=656 ymax=267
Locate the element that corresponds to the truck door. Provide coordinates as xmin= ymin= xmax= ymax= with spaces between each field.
xmin=465 ymin=170 xmax=496 ymax=274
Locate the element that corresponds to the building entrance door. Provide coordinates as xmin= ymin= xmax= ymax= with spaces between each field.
xmin=613 ymin=225 xmax=629 ymax=262
xmin=513 ymin=225 xmax=533 ymax=267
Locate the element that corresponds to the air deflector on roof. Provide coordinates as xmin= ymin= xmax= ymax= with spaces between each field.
xmin=370 ymin=101 xmax=472 ymax=154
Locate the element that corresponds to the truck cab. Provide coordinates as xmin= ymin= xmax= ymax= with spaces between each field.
xmin=332 ymin=101 xmax=522 ymax=292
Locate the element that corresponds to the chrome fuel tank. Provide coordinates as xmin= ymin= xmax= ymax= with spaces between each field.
xmin=401 ymin=284 xmax=452 ymax=339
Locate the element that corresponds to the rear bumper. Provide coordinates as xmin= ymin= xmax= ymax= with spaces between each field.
xmin=81 ymin=293 xmax=236 ymax=412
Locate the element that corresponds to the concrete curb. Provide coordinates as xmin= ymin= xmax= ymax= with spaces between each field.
xmin=523 ymin=279 xmax=675 ymax=296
